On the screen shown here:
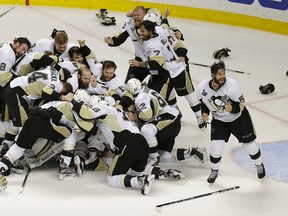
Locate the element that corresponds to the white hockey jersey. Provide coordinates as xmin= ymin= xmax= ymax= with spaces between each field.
xmin=197 ymin=77 xmax=245 ymax=122
xmin=76 ymin=104 xmax=140 ymax=151
xmin=142 ymin=34 xmax=185 ymax=78
xmin=135 ymin=86 xmax=180 ymax=123
xmin=32 ymin=38 xmax=76 ymax=59
xmin=87 ymin=75 xmax=125 ymax=96
xmin=120 ymin=17 xmax=146 ymax=61
xmin=10 ymin=66 xmax=63 ymax=100
xmin=0 ymin=42 xmax=17 ymax=86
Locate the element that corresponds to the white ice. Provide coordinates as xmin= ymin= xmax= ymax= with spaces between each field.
xmin=0 ymin=5 xmax=288 ymax=216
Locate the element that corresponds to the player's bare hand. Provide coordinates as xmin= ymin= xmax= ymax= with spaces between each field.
xmin=202 ymin=113 xmax=209 ymax=122
xmin=129 ymin=59 xmax=140 ymax=67
xmin=77 ymin=40 xmax=86 ymax=47
xmin=90 ymin=75 xmax=97 ymax=88
xmin=104 ymin=36 xmax=114 ymax=45
xmin=163 ymin=8 xmax=170 ymax=19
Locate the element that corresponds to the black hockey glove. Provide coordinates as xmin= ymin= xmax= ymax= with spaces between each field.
xmin=213 ymin=48 xmax=231 ymax=59
xmin=259 ymin=83 xmax=275 ymax=94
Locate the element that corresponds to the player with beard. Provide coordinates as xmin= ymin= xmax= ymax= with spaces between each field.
xmin=67 ymin=66 xmax=92 ymax=92
xmin=0 ymin=37 xmax=31 ymax=143
xmin=87 ymin=60 xmax=125 ymax=101
xmin=104 ymin=6 xmax=150 ymax=82
xmin=197 ymin=61 xmax=266 ymax=184
xmin=131 ymin=20 xmax=205 ymax=129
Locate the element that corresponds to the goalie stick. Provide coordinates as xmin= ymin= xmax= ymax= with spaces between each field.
xmin=20 ymin=167 xmax=31 ymax=194
xmin=156 ymin=186 xmax=240 ymax=209
xmin=189 ymin=62 xmax=251 ymax=75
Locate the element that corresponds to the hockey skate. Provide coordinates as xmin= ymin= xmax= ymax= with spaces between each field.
xmin=191 ymin=147 xmax=208 ymax=163
xmin=256 ymin=163 xmax=266 ymax=180
xmin=207 ymin=169 xmax=219 ymax=184
xmin=0 ymin=157 xmax=12 ymax=176
xmin=59 ymin=160 xmax=76 ymax=180
xmin=139 ymin=174 xmax=155 ymax=195
xmin=158 ymin=168 xmax=186 ymax=180
xmin=0 ymin=142 xmax=10 ymax=158
xmin=0 ymin=176 xmax=7 ymax=192
xmin=73 ymin=155 xmax=84 ymax=176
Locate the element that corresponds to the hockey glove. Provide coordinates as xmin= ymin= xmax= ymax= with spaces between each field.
xmin=213 ymin=48 xmax=231 ymax=59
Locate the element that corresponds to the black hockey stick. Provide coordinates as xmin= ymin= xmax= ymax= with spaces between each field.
xmin=0 ymin=6 xmax=15 ymax=18
xmin=20 ymin=167 xmax=31 ymax=194
xmin=156 ymin=186 xmax=240 ymax=209
xmin=189 ymin=62 xmax=251 ymax=75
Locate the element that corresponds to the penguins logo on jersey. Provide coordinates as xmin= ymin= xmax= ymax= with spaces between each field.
xmin=208 ymin=95 xmax=228 ymax=113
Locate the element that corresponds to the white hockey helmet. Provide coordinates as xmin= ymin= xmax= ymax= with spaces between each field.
xmin=147 ymin=8 xmax=162 ymax=19
xmin=73 ymin=89 xmax=91 ymax=105
xmin=127 ymin=78 xmax=142 ymax=95
xmin=89 ymin=95 xmax=115 ymax=108
xmin=143 ymin=13 xmax=162 ymax=26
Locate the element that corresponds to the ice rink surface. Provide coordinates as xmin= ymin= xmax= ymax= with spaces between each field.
xmin=0 ymin=5 xmax=288 ymax=216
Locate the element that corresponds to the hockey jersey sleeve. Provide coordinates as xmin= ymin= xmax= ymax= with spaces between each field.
xmin=42 ymin=81 xmax=63 ymax=102
xmin=110 ymin=30 xmax=130 ymax=47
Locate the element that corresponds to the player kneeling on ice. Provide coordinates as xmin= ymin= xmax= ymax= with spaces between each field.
xmin=0 ymin=89 xmax=95 ymax=181
xmin=118 ymin=78 xmax=208 ymax=167
xmin=71 ymin=95 xmax=185 ymax=195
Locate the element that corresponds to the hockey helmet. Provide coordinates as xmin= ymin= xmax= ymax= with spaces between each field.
xmin=127 ymin=78 xmax=142 ymax=95
xmin=73 ymin=89 xmax=91 ymax=105
xmin=143 ymin=13 xmax=161 ymax=26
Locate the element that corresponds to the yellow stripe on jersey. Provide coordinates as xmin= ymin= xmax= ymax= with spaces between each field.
xmin=23 ymin=81 xmax=46 ymax=97
xmin=0 ymin=71 xmax=13 ymax=87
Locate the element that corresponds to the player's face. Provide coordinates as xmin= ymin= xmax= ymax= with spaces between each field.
xmin=13 ymin=43 xmax=29 ymax=58
xmin=55 ymin=42 xmax=67 ymax=53
xmin=78 ymin=69 xmax=92 ymax=89
xmin=71 ymin=53 xmax=84 ymax=64
xmin=102 ymin=67 xmax=115 ymax=81
xmin=212 ymin=69 xmax=226 ymax=86
xmin=133 ymin=9 xmax=146 ymax=27
xmin=139 ymin=25 xmax=152 ymax=41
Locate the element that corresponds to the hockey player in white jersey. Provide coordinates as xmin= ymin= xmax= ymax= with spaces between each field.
xmin=197 ymin=61 xmax=266 ymax=184
xmin=122 ymin=78 xmax=207 ymax=166
xmin=87 ymin=60 xmax=126 ymax=100
xmin=69 ymin=94 xmax=186 ymax=195
xmin=0 ymin=37 xmax=32 ymax=149
xmin=131 ymin=20 xmax=205 ymax=128
xmin=104 ymin=6 xmax=150 ymax=82
xmin=32 ymin=30 xmax=77 ymax=60
xmin=0 ymin=89 xmax=96 ymax=181
xmin=0 ymin=66 xmax=73 ymax=158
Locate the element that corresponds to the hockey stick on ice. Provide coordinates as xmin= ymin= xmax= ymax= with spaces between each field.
xmin=156 ymin=186 xmax=240 ymax=209
xmin=20 ymin=167 xmax=31 ymax=194
xmin=189 ymin=62 xmax=251 ymax=75
xmin=0 ymin=6 xmax=16 ymax=18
